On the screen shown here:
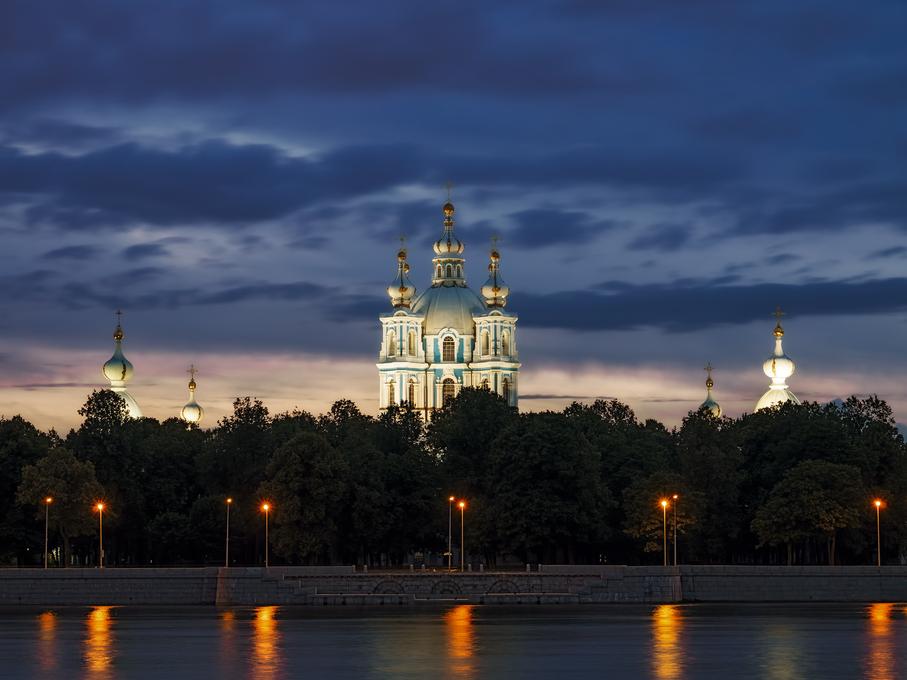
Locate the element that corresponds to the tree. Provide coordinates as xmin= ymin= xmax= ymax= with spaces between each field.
xmin=257 ymin=432 xmax=348 ymax=564
xmin=198 ymin=397 xmax=273 ymax=496
xmin=17 ymin=448 xmax=105 ymax=567
xmin=751 ymin=460 xmax=865 ymax=565
xmin=0 ymin=416 xmax=51 ymax=564
xmin=623 ymin=470 xmax=699 ymax=558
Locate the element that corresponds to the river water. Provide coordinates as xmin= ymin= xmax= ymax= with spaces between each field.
xmin=1 ymin=603 xmax=905 ymax=679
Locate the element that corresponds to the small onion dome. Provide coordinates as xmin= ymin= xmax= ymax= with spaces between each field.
xmin=755 ymin=321 xmax=800 ymax=411
xmin=433 ymin=201 xmax=464 ymax=255
xmin=387 ymin=252 xmax=417 ymax=308
xmin=181 ymin=387 xmax=204 ymax=424
xmin=481 ymin=253 xmax=510 ymax=308
xmin=700 ymin=377 xmax=721 ymax=417
xmin=102 ymin=324 xmax=134 ymax=382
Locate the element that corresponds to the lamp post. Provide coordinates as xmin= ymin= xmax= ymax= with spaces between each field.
xmin=875 ymin=500 xmax=882 ymax=566
xmin=226 ymin=498 xmax=232 ymax=567
xmin=262 ymin=504 xmax=270 ymax=569
xmin=673 ymin=494 xmax=678 ymax=567
xmin=96 ymin=504 xmax=104 ymax=568
xmin=44 ymin=498 xmax=52 ymax=569
xmin=448 ymin=496 xmax=454 ymax=571
xmin=459 ymin=501 xmax=465 ymax=572
xmin=661 ymin=500 xmax=668 ymax=567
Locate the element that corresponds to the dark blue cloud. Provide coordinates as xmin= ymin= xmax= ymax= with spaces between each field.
xmin=628 ymin=224 xmax=691 ymax=252
xmin=867 ymin=246 xmax=907 ymax=260
xmin=507 ymin=209 xmax=617 ymax=249
xmin=41 ymin=245 xmax=102 ymax=260
xmin=123 ymin=244 xmax=169 ymax=261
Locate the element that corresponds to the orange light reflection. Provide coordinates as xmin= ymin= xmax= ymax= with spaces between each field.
xmin=864 ymin=603 xmax=898 ymax=679
xmin=250 ymin=606 xmax=283 ymax=679
xmin=651 ymin=604 xmax=685 ymax=679
xmin=84 ymin=606 xmax=115 ymax=678
xmin=219 ymin=610 xmax=238 ymax=677
xmin=37 ymin=611 xmax=57 ymax=670
xmin=444 ymin=605 xmax=476 ymax=677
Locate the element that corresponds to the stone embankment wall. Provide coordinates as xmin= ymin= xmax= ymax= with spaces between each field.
xmin=4 ymin=565 xmax=907 ymax=605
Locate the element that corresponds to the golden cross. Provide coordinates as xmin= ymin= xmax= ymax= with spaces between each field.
xmin=704 ymin=363 xmax=715 ymax=378
xmin=487 ymin=232 xmax=503 ymax=252
xmin=440 ymin=179 xmax=457 ymax=201
xmin=187 ymin=365 xmax=198 ymax=377
xmin=115 ymin=309 xmax=122 ymax=322
xmin=395 ymin=231 xmax=409 ymax=253
xmin=773 ymin=306 xmax=786 ymax=322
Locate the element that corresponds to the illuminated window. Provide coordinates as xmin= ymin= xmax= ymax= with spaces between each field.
xmin=388 ymin=332 xmax=396 ymax=356
xmin=408 ymin=330 xmax=417 ymax=355
xmin=409 ymin=379 xmax=416 ymax=404
xmin=443 ymin=336 xmax=455 ymax=362
xmin=482 ymin=331 xmax=489 ymax=355
xmin=502 ymin=377 xmax=510 ymax=403
xmin=388 ymin=380 xmax=395 ymax=406
xmin=502 ymin=332 xmax=510 ymax=356
xmin=443 ymin=378 xmax=456 ymax=404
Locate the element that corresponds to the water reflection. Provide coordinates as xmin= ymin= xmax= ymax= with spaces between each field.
xmin=219 ymin=610 xmax=238 ymax=677
xmin=444 ymin=605 xmax=476 ymax=677
xmin=864 ymin=602 xmax=898 ymax=679
xmin=37 ymin=611 xmax=57 ymax=671
xmin=250 ymin=606 xmax=283 ymax=679
xmin=84 ymin=606 xmax=115 ymax=677
xmin=651 ymin=604 xmax=684 ymax=679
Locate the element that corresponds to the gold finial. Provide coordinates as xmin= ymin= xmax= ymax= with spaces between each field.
xmin=440 ymin=179 xmax=457 ymax=202
xmin=396 ymin=232 xmax=409 ymax=260
xmin=487 ymin=232 xmax=503 ymax=260
xmin=187 ymin=365 xmax=198 ymax=390
xmin=773 ymin=305 xmax=786 ymax=337
xmin=704 ymin=362 xmax=715 ymax=388
xmin=113 ymin=310 xmax=124 ymax=340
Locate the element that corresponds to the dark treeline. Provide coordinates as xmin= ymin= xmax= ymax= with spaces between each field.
xmin=3 ymin=388 xmax=906 ymax=567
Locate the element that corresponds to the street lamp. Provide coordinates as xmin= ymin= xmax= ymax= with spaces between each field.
xmin=448 ymin=496 xmax=455 ymax=571
xmin=96 ymin=503 xmax=104 ymax=568
xmin=875 ymin=500 xmax=882 ymax=567
xmin=661 ymin=500 xmax=668 ymax=567
xmin=226 ymin=498 xmax=232 ymax=568
xmin=672 ymin=494 xmax=678 ymax=567
xmin=459 ymin=501 xmax=465 ymax=572
xmin=44 ymin=498 xmax=52 ymax=569
xmin=262 ymin=504 xmax=270 ymax=569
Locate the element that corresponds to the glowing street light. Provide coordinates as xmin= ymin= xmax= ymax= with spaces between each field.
xmin=661 ymin=500 xmax=668 ymax=567
xmin=44 ymin=498 xmax=52 ymax=569
xmin=262 ymin=503 xmax=270 ymax=569
xmin=459 ymin=501 xmax=466 ymax=572
xmin=448 ymin=496 xmax=455 ymax=571
xmin=672 ymin=495 xmax=678 ymax=567
xmin=96 ymin=503 xmax=104 ymax=568
xmin=875 ymin=500 xmax=882 ymax=567
xmin=226 ymin=498 xmax=232 ymax=568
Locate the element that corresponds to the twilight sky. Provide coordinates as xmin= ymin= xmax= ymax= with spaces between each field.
xmin=2 ymin=0 xmax=907 ymax=431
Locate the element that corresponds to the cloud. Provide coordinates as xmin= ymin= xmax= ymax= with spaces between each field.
xmin=506 ymin=209 xmax=617 ymax=248
xmin=764 ymin=253 xmax=801 ymax=266
xmin=867 ymin=246 xmax=907 ymax=260
xmin=41 ymin=245 xmax=102 ymax=260
xmin=691 ymin=108 xmax=801 ymax=144
xmin=627 ymin=224 xmax=691 ymax=252
xmin=123 ymin=243 xmax=169 ymax=261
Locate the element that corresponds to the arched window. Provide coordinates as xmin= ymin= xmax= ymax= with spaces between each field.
xmin=446 ymin=264 xmax=452 ymax=278
xmin=442 ymin=336 xmax=455 ymax=362
xmin=482 ymin=331 xmax=489 ymax=355
xmin=502 ymin=377 xmax=510 ymax=403
xmin=408 ymin=330 xmax=417 ymax=356
xmin=388 ymin=332 xmax=396 ymax=357
xmin=502 ymin=331 xmax=510 ymax=356
xmin=481 ymin=378 xmax=489 ymax=391
xmin=409 ymin=378 xmax=416 ymax=404
xmin=456 ymin=265 xmax=462 ymax=277
xmin=436 ymin=265 xmax=442 ymax=278
xmin=442 ymin=378 xmax=456 ymax=405
xmin=388 ymin=380 xmax=395 ymax=406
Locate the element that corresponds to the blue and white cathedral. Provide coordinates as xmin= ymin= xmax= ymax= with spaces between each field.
xmin=378 ymin=197 xmax=520 ymax=416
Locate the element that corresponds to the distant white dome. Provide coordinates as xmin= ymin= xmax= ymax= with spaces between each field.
xmin=411 ymin=283 xmax=486 ymax=335
xmin=181 ymin=390 xmax=204 ymax=424
xmin=755 ymin=319 xmax=799 ymax=412
xmin=110 ymin=387 xmax=143 ymax=418
xmin=103 ymin=319 xmax=141 ymax=418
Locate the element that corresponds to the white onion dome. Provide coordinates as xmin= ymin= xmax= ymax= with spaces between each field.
xmin=433 ymin=202 xmax=464 ymax=255
xmin=755 ymin=315 xmax=801 ymax=411
xmin=481 ymin=248 xmax=510 ymax=307
xmin=180 ymin=367 xmax=204 ymax=424
xmin=699 ymin=375 xmax=721 ymax=417
xmin=387 ymin=248 xmax=417 ymax=308
xmin=102 ymin=324 xmax=134 ymax=382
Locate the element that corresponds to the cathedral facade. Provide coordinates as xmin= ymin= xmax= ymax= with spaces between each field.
xmin=377 ymin=198 xmax=520 ymax=417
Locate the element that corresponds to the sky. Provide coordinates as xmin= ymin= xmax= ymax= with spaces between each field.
xmin=1 ymin=0 xmax=906 ymax=432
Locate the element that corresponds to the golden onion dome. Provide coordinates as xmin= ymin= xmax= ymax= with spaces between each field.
xmin=398 ymin=249 xmax=407 ymax=261
xmin=113 ymin=324 xmax=124 ymax=341
xmin=443 ymin=202 xmax=455 ymax=215
xmin=490 ymin=249 xmax=500 ymax=262
xmin=774 ymin=322 xmax=784 ymax=337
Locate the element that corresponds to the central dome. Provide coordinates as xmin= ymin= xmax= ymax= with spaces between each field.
xmin=411 ymin=284 xmax=486 ymax=335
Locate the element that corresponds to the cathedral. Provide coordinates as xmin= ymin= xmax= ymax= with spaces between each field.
xmin=377 ymin=196 xmax=521 ymax=417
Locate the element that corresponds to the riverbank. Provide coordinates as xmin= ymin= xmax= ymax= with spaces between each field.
xmin=3 ymin=565 xmax=907 ymax=605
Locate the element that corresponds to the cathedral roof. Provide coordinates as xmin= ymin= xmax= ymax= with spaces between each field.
xmin=410 ymin=283 xmax=487 ymax=335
